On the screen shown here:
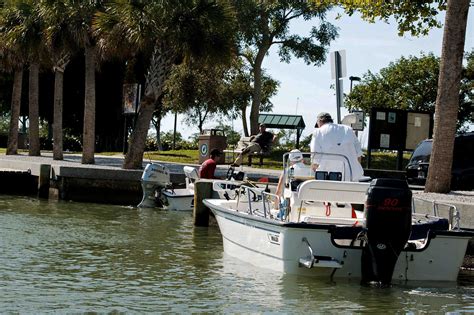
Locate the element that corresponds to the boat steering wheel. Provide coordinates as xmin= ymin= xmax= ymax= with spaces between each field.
xmin=226 ymin=167 xmax=235 ymax=180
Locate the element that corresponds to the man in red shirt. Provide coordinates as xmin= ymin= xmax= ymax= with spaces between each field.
xmin=199 ymin=148 xmax=222 ymax=179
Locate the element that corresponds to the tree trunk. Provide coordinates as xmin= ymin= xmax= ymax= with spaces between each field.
xmin=249 ymin=50 xmax=266 ymax=135
xmin=154 ymin=117 xmax=162 ymax=151
xmin=241 ymin=105 xmax=249 ymax=137
xmin=53 ymin=69 xmax=65 ymax=160
xmin=28 ymin=63 xmax=41 ymax=156
xmin=153 ymin=102 xmax=163 ymax=150
xmin=123 ymin=44 xmax=174 ymax=169
xmin=82 ymin=45 xmax=96 ymax=164
xmin=7 ymin=68 xmax=23 ymax=155
xmin=123 ymin=96 xmax=156 ymax=169
xmin=425 ymin=0 xmax=469 ymax=193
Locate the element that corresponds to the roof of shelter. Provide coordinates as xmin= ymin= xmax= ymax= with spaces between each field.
xmin=258 ymin=113 xmax=306 ymax=130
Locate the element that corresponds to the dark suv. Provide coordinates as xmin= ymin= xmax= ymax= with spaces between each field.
xmin=406 ymin=132 xmax=474 ymax=190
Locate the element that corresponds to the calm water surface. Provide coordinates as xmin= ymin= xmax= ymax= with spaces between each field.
xmin=1 ymin=195 xmax=473 ymax=313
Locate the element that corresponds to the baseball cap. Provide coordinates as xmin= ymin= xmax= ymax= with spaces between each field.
xmin=315 ymin=112 xmax=332 ymax=127
xmin=289 ymin=149 xmax=303 ymax=162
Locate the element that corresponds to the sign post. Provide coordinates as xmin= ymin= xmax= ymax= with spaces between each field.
xmin=330 ymin=50 xmax=346 ymax=124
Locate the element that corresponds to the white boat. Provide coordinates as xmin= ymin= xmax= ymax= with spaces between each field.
xmin=138 ymin=163 xmax=247 ymax=211
xmin=203 ymin=152 xmax=474 ymax=284
xmin=138 ymin=163 xmax=197 ymax=211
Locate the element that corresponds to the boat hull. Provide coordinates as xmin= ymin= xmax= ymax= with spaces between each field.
xmin=204 ymin=199 xmax=472 ymax=282
xmin=161 ymin=189 xmax=194 ymax=211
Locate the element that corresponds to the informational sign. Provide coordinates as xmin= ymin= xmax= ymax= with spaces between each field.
xmin=368 ymin=108 xmax=433 ymax=151
xmin=351 ymin=110 xmax=365 ymax=131
xmin=330 ymin=50 xmax=347 ymax=79
xmin=376 ymin=112 xmax=386 ymax=120
xmin=122 ymin=84 xmax=140 ymax=115
xmin=380 ymin=134 xmax=390 ymax=148
xmin=406 ymin=112 xmax=431 ymax=150
xmin=388 ymin=112 xmax=397 ymax=123
xmin=200 ymin=143 xmax=208 ymax=157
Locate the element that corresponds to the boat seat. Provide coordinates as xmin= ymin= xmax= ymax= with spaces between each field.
xmin=184 ymin=166 xmax=199 ymax=180
xmin=410 ymin=218 xmax=449 ymax=240
xmin=297 ymin=180 xmax=369 ymax=204
xmin=183 ymin=166 xmax=199 ymax=190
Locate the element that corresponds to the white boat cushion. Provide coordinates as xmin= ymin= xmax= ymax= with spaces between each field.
xmin=297 ymin=180 xmax=369 ymax=204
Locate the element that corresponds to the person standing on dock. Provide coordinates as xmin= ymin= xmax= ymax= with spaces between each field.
xmin=199 ymin=148 xmax=222 ymax=179
xmin=310 ymin=112 xmax=364 ymax=182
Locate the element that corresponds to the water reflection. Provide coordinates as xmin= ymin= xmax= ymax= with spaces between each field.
xmin=0 ymin=194 xmax=473 ymax=313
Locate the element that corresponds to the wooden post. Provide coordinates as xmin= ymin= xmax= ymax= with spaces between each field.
xmin=193 ymin=180 xmax=213 ymax=227
xmin=38 ymin=164 xmax=51 ymax=199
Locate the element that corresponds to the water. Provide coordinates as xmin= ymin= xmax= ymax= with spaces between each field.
xmin=1 ymin=195 xmax=473 ymax=314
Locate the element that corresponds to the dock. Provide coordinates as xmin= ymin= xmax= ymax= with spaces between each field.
xmin=0 ymin=153 xmax=472 ymax=228
xmin=0 ymin=153 xmax=281 ymax=205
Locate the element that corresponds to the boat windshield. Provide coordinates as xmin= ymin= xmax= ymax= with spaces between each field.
xmin=282 ymin=151 xmax=352 ymax=183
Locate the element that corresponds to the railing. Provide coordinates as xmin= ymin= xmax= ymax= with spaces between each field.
xmin=237 ymin=185 xmax=282 ymax=220
xmin=413 ymin=198 xmax=461 ymax=230
xmin=282 ymin=151 xmax=354 ymax=183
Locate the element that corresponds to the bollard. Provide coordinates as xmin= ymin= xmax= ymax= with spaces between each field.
xmin=194 ymin=180 xmax=213 ymax=227
xmin=38 ymin=164 xmax=51 ymax=199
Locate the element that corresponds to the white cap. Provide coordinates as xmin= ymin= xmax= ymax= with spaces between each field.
xmin=289 ymin=149 xmax=303 ymax=162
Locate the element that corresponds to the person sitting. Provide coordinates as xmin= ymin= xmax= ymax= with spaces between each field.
xmin=275 ymin=149 xmax=310 ymax=200
xmin=232 ymin=123 xmax=276 ymax=166
xmin=287 ymin=149 xmax=311 ymax=177
xmin=199 ymin=148 xmax=222 ymax=179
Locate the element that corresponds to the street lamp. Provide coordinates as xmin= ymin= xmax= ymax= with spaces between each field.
xmin=349 ymin=76 xmax=361 ymax=92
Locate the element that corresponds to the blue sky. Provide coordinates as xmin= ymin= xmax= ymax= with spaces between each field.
xmin=160 ymin=8 xmax=474 ymax=142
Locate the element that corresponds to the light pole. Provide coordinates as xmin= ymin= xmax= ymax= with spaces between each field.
xmin=349 ymin=76 xmax=361 ymax=93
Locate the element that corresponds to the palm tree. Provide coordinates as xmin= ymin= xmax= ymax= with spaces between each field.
xmin=39 ymin=0 xmax=78 ymax=160
xmin=94 ymin=0 xmax=236 ymax=169
xmin=66 ymin=0 xmax=104 ymax=165
xmin=0 ymin=0 xmax=45 ymax=156
xmin=0 ymin=5 xmax=24 ymax=155
xmin=425 ymin=0 xmax=470 ymax=193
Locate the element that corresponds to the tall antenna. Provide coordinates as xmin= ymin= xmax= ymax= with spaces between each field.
xmin=296 ymin=97 xmax=299 ymax=114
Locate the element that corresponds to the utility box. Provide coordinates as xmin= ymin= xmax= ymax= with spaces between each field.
xmin=198 ymin=129 xmax=226 ymax=164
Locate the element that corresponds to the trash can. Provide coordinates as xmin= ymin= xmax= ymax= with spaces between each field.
xmin=198 ymin=129 xmax=227 ymax=164
xmin=18 ymin=132 xmax=28 ymax=149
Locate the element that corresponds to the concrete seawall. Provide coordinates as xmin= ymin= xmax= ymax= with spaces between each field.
xmin=0 ymin=153 xmax=281 ymax=205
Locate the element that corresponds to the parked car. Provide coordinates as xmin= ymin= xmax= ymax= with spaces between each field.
xmin=406 ymin=132 xmax=474 ymax=190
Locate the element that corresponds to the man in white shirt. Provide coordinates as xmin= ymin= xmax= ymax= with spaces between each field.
xmin=309 ymin=112 xmax=364 ymax=182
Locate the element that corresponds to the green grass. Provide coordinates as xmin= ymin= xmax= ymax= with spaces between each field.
xmin=2 ymin=148 xmax=411 ymax=171
xmin=142 ymin=150 xmax=200 ymax=164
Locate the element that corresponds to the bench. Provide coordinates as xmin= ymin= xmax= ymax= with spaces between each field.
xmin=223 ymin=135 xmax=273 ymax=166
xmin=223 ymin=148 xmax=271 ymax=166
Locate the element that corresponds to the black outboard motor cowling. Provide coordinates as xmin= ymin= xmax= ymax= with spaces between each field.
xmin=361 ymin=179 xmax=412 ymax=285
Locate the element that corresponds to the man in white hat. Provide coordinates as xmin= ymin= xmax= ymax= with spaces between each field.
xmin=310 ymin=112 xmax=364 ymax=182
xmin=288 ymin=149 xmax=310 ymax=177
xmin=275 ymin=149 xmax=310 ymax=200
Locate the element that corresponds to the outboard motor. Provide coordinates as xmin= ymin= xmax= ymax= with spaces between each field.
xmin=138 ymin=163 xmax=171 ymax=208
xmin=361 ymin=178 xmax=412 ymax=285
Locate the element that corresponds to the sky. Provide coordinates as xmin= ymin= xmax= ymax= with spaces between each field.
xmin=159 ymin=7 xmax=474 ymax=144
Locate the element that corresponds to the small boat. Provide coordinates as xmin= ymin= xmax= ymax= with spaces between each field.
xmin=203 ymin=152 xmax=474 ymax=284
xmin=138 ymin=163 xmax=197 ymax=211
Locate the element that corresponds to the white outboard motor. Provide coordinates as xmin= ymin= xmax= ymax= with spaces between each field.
xmin=138 ymin=163 xmax=171 ymax=208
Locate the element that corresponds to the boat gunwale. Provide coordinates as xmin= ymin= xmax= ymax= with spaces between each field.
xmin=204 ymin=198 xmax=474 ymax=253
